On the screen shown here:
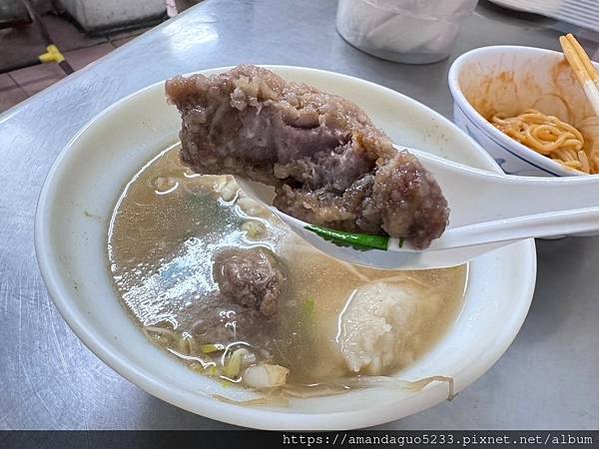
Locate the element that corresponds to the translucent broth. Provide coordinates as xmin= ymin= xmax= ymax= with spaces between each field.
xmin=108 ymin=144 xmax=467 ymax=389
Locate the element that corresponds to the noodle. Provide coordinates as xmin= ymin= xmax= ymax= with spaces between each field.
xmin=490 ymin=108 xmax=599 ymax=174
xmin=580 ymin=116 xmax=599 ymax=172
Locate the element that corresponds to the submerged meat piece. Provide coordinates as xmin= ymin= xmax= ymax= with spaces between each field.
xmin=185 ymin=294 xmax=272 ymax=346
xmin=166 ymin=64 xmax=449 ymax=248
xmin=213 ymin=247 xmax=287 ymax=316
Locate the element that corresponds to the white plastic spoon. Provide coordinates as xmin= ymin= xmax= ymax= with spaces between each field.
xmin=236 ymin=147 xmax=599 ymax=270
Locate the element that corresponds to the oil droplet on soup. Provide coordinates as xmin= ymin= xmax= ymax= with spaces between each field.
xmin=108 ymin=143 xmax=467 ymax=395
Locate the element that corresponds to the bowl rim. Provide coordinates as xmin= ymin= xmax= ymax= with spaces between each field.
xmin=447 ymin=44 xmax=592 ymax=177
xmin=35 ymin=64 xmax=537 ymax=430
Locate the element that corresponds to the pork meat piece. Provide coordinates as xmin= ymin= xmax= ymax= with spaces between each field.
xmin=213 ymin=247 xmax=287 ymax=316
xmin=166 ymin=64 xmax=449 ymax=248
xmin=185 ymin=294 xmax=274 ymax=346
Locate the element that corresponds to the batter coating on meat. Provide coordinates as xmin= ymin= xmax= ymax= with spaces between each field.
xmin=166 ymin=65 xmax=449 ymax=248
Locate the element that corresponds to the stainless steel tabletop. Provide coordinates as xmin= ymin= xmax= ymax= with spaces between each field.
xmin=1 ymin=0 xmax=598 ymax=430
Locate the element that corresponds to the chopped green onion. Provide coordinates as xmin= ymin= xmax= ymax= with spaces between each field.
xmin=305 ymin=225 xmax=389 ymax=251
xmin=304 ymin=298 xmax=315 ymax=322
xmin=200 ymin=343 xmax=225 ymax=354
xmin=218 ymin=379 xmax=232 ymax=389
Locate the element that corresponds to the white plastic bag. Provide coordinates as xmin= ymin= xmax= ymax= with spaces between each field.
xmin=337 ymin=0 xmax=478 ymax=64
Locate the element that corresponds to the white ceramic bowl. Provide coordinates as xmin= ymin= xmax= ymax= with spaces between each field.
xmin=449 ymin=45 xmax=599 ymax=177
xmin=35 ymin=66 xmax=536 ymax=430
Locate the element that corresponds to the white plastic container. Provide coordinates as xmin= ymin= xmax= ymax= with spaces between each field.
xmin=337 ymin=0 xmax=478 ymax=64
xmin=59 ymin=0 xmax=165 ymax=32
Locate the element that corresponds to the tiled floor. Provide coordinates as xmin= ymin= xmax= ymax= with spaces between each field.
xmin=0 ymin=12 xmax=157 ymax=114
xmin=0 ymin=73 xmax=28 ymax=112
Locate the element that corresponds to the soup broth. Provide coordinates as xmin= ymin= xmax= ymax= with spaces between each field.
xmin=108 ymin=144 xmax=467 ymax=395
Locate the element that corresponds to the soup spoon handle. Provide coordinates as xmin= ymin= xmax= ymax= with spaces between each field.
xmin=414 ymin=150 xmax=599 ymax=250
xmin=416 ymin=150 xmax=599 ymax=223
xmin=433 ymin=207 xmax=599 ymax=250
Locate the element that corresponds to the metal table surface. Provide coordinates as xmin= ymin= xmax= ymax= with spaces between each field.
xmin=1 ymin=0 xmax=598 ymax=430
